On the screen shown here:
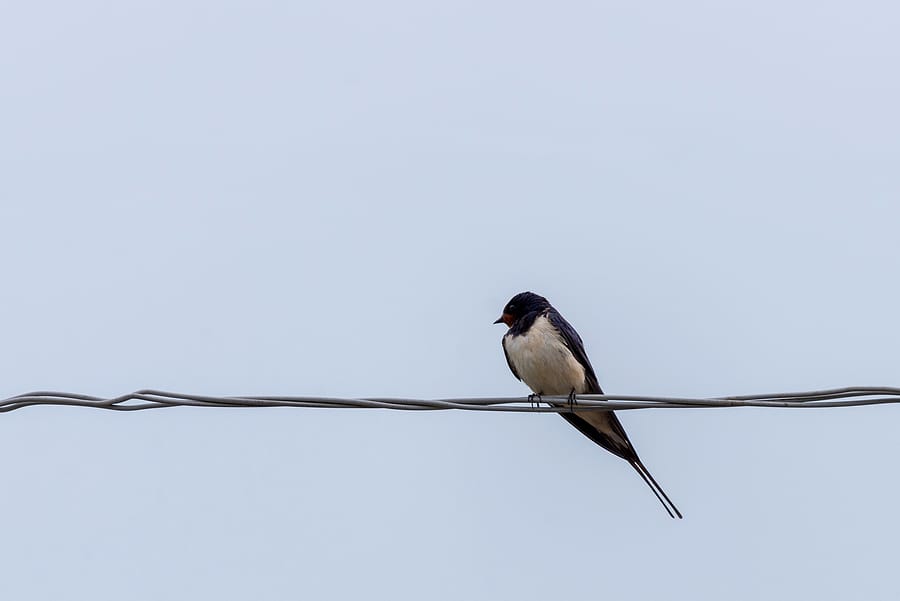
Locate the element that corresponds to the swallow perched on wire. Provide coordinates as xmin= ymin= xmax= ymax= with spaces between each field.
xmin=495 ymin=291 xmax=682 ymax=519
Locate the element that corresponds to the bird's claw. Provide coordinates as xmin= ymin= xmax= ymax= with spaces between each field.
xmin=528 ymin=393 xmax=543 ymax=408
xmin=567 ymin=389 xmax=577 ymax=410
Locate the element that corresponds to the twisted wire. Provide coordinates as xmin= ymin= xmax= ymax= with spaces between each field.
xmin=1 ymin=386 xmax=899 ymax=414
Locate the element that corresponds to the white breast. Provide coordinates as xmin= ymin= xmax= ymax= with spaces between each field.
xmin=504 ymin=314 xmax=587 ymax=396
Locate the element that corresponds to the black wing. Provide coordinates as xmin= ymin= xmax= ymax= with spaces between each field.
xmin=501 ymin=335 xmax=521 ymax=381
xmin=545 ymin=308 xmax=602 ymax=394
xmin=546 ymin=308 xmax=683 ymax=518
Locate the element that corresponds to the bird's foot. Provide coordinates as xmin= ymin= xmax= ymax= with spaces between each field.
xmin=567 ymin=389 xmax=577 ymax=410
xmin=528 ymin=393 xmax=543 ymax=408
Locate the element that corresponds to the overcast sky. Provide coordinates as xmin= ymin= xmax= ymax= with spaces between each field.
xmin=2 ymin=1 xmax=899 ymax=600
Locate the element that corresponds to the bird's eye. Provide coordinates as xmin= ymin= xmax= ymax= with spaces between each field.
xmin=507 ymin=304 xmax=516 ymax=312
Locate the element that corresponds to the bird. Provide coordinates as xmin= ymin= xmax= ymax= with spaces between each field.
xmin=494 ymin=291 xmax=682 ymax=519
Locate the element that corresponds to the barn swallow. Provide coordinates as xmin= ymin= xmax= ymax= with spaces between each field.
xmin=495 ymin=291 xmax=682 ymax=519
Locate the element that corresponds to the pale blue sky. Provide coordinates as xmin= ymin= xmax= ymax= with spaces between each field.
xmin=2 ymin=2 xmax=899 ymax=600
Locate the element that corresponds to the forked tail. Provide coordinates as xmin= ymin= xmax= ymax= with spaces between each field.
xmin=629 ymin=459 xmax=683 ymax=519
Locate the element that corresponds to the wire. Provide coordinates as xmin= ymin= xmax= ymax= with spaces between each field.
xmin=1 ymin=386 xmax=899 ymax=414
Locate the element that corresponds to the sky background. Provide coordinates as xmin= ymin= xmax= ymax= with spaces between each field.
xmin=2 ymin=1 xmax=899 ymax=599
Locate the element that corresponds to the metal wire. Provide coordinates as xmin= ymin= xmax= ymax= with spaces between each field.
xmin=1 ymin=386 xmax=899 ymax=414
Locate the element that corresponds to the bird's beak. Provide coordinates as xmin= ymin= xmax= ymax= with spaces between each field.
xmin=493 ymin=313 xmax=513 ymax=326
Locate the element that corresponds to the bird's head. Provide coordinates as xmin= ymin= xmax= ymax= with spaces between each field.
xmin=493 ymin=291 xmax=551 ymax=327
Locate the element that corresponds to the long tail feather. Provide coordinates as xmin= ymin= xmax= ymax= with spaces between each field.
xmin=630 ymin=459 xmax=683 ymax=519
